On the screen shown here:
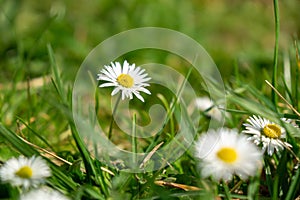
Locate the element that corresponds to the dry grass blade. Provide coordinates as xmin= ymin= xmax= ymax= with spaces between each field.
xmin=17 ymin=135 xmax=115 ymax=176
xmin=139 ymin=141 xmax=164 ymax=168
xmin=154 ymin=180 xmax=202 ymax=191
xmin=265 ymin=80 xmax=300 ymax=117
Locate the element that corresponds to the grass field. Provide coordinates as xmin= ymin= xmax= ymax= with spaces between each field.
xmin=0 ymin=0 xmax=300 ymax=199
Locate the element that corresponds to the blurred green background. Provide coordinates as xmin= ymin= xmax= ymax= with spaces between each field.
xmin=1 ymin=0 xmax=299 ymax=83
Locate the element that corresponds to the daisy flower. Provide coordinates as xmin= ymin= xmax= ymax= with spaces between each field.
xmin=20 ymin=187 xmax=70 ymax=200
xmin=195 ymin=128 xmax=262 ymax=181
xmin=97 ymin=60 xmax=151 ymax=102
xmin=194 ymin=96 xmax=227 ymax=121
xmin=242 ymin=115 xmax=292 ymax=156
xmin=0 ymin=156 xmax=51 ymax=189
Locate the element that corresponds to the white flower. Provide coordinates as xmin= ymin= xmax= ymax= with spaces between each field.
xmin=242 ymin=115 xmax=292 ymax=156
xmin=195 ymin=128 xmax=262 ymax=181
xmin=0 ymin=156 xmax=51 ymax=188
xmin=97 ymin=60 xmax=151 ymax=102
xmin=194 ymin=97 xmax=226 ymax=121
xmin=20 ymin=187 xmax=70 ymax=200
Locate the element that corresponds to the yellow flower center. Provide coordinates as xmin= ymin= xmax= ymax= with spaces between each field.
xmin=216 ymin=147 xmax=238 ymax=163
xmin=15 ymin=166 xmax=33 ymax=179
xmin=262 ymin=124 xmax=281 ymax=139
xmin=117 ymin=74 xmax=134 ymax=88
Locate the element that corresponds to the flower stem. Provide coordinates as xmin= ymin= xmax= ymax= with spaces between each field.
xmin=132 ymin=114 xmax=137 ymax=165
xmin=108 ymin=94 xmax=122 ymax=139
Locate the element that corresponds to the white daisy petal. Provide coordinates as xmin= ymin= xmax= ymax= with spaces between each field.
xmin=99 ymin=82 xmax=117 ymax=88
xmin=137 ymin=73 xmax=149 ymax=79
xmin=284 ymin=141 xmax=293 ymax=148
xmin=102 ymin=68 xmax=118 ymax=80
xmin=122 ymin=60 xmax=129 ymax=74
xmin=128 ymin=92 xmax=133 ymax=99
xmin=140 ymin=77 xmax=151 ymax=82
xmin=267 ymin=144 xmax=275 ymax=156
xmin=121 ymin=91 xmax=126 ymax=100
xmin=133 ymin=92 xmax=145 ymax=102
xmin=98 ymin=76 xmax=115 ymax=83
xmin=138 ymin=87 xmax=151 ymax=95
xmin=97 ymin=60 xmax=151 ymax=102
xmin=129 ymin=64 xmax=136 ymax=72
xmin=115 ymin=62 xmax=122 ymax=75
xmin=281 ymin=118 xmax=300 ymax=129
xmin=111 ymin=87 xmax=121 ymax=96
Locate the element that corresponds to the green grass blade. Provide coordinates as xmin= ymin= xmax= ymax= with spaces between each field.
xmin=247 ymin=171 xmax=261 ymax=200
xmin=0 ymin=123 xmax=37 ymax=156
xmin=47 ymin=43 xmax=65 ymax=102
xmin=294 ymin=40 xmax=299 ymax=110
xmin=285 ymin=165 xmax=300 ymax=200
xmin=227 ymin=92 xmax=279 ymax=123
xmin=222 ymin=181 xmax=232 ymax=200
xmin=271 ymin=0 xmax=280 ymax=106
xmin=48 ymin=163 xmax=78 ymax=191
